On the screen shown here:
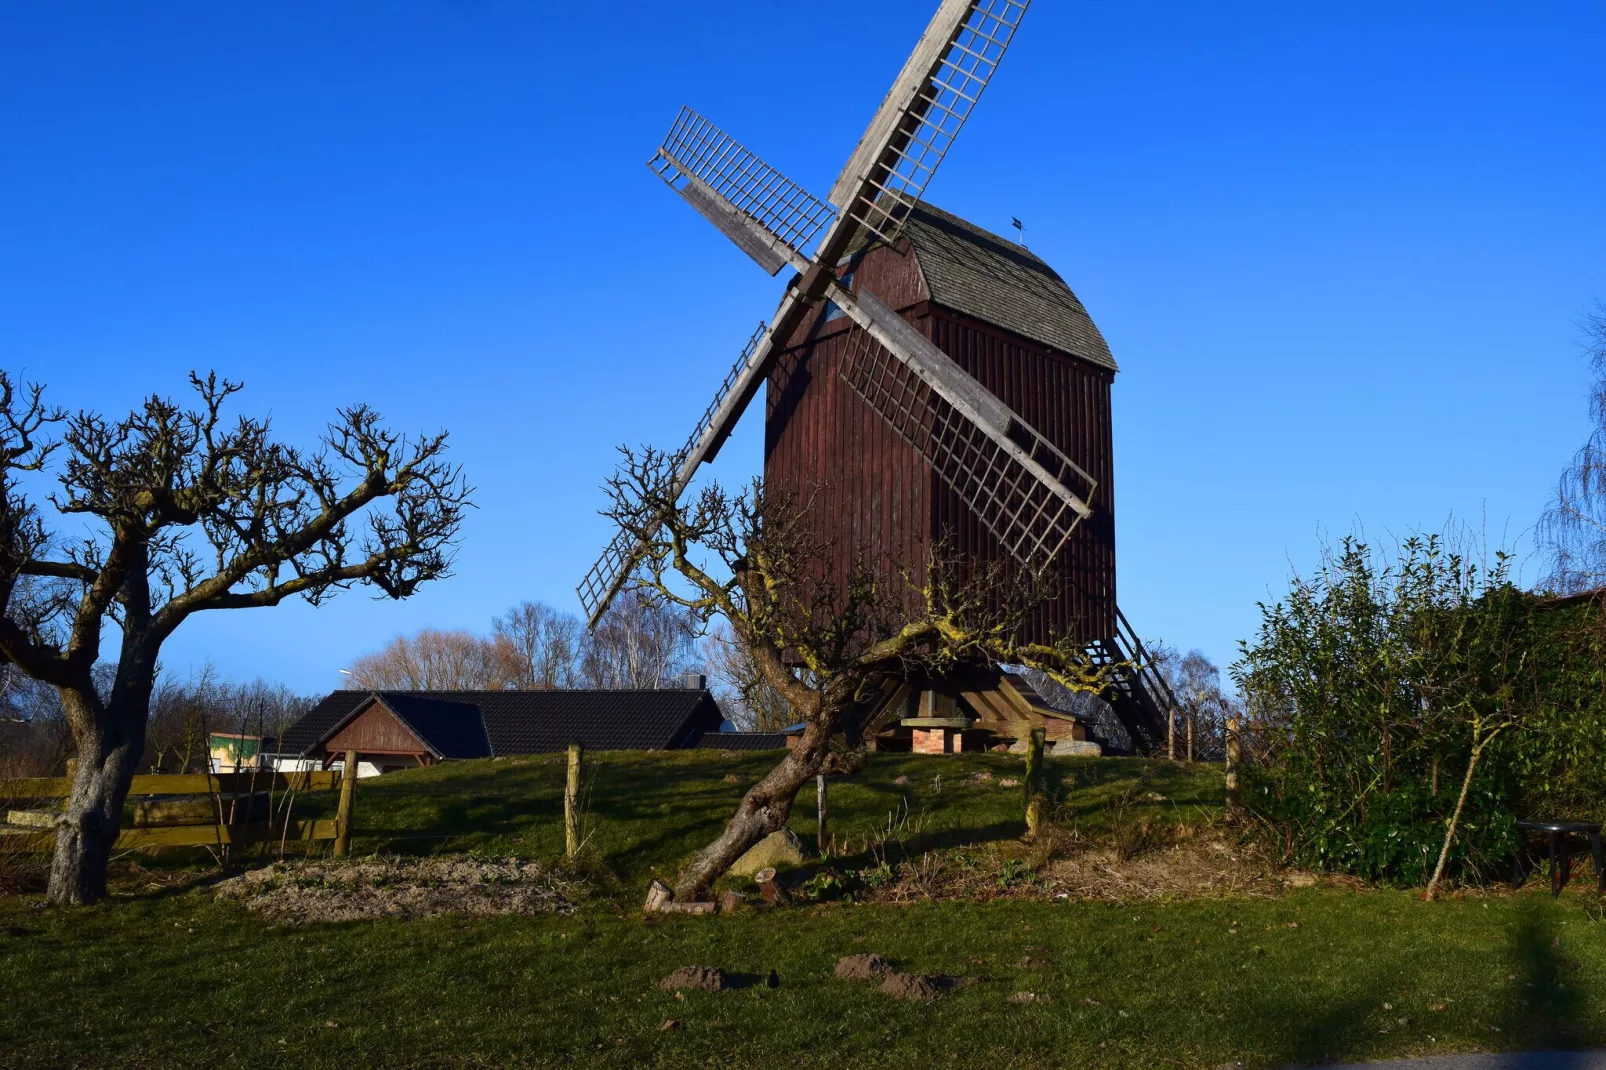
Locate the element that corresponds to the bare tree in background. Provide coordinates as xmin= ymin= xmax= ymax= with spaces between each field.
xmin=347 ymin=627 xmax=519 ymax=691
xmin=143 ymin=669 xmax=313 ymax=773
xmin=145 ymin=665 xmax=221 ymax=774
xmin=493 ymin=600 xmax=584 ymax=689
xmin=581 ymin=587 xmax=698 ymax=690
xmin=1540 ymin=305 xmax=1606 ymax=594
xmin=701 ymin=620 xmax=794 ymax=730
xmin=0 ymin=371 xmax=469 ymax=905
xmin=1173 ymin=650 xmax=1233 ymax=761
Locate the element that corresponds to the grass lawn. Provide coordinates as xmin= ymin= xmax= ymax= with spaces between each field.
xmin=3 ymin=751 xmax=1604 ymax=1069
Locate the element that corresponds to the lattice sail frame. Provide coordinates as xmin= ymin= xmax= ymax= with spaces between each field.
xmin=577 ymin=324 xmax=770 ymax=625
xmin=838 ymin=325 xmax=1087 ymax=572
xmin=844 ymin=0 xmax=1030 ymax=246
xmin=651 ymin=107 xmax=837 ymax=262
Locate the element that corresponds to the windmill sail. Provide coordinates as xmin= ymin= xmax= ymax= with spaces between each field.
xmin=579 ymin=0 xmax=1038 ymax=625
xmin=651 ymin=108 xmax=835 ymax=276
xmin=577 ymin=322 xmax=774 ymax=626
xmin=827 ymin=0 xmax=1030 ymax=248
xmin=828 ymin=283 xmax=1095 ymax=571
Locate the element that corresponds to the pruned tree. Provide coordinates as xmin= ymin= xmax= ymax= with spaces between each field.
xmin=604 ymin=446 xmax=1114 ymax=904
xmin=493 ymin=600 xmax=585 ymax=690
xmin=347 ymin=627 xmax=519 ymax=691
xmin=1539 ymin=304 xmax=1606 ymax=594
xmin=0 ymin=371 xmax=469 ymax=905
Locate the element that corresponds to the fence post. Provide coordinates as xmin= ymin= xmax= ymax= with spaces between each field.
xmin=1024 ymin=726 xmax=1046 ymax=841
xmin=564 ymin=741 xmax=583 ymax=859
xmin=333 ymin=750 xmax=357 ymax=857
xmin=816 ymin=774 xmax=828 ymax=854
xmin=1224 ymin=716 xmax=1241 ymax=819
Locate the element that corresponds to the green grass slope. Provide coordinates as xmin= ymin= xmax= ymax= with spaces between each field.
xmin=4 ymin=752 xmax=1606 ymax=1069
xmin=308 ymin=749 xmax=1222 ymax=890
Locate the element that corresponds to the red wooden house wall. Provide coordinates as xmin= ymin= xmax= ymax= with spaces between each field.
xmin=764 ymin=238 xmax=1117 ymax=647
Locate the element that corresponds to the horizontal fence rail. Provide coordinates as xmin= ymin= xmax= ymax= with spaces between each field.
xmin=0 ymin=770 xmax=338 ymax=800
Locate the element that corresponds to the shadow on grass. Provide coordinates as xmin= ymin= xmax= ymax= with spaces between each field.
xmin=1225 ymin=894 xmax=1597 ymax=1069
xmin=1495 ymin=897 xmax=1586 ymax=1051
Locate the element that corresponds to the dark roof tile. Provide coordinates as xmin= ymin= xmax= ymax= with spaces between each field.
xmin=282 ymin=689 xmax=724 ymax=758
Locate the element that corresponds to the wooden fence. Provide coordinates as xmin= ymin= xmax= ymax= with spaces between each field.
xmin=0 ymin=760 xmax=356 ymax=854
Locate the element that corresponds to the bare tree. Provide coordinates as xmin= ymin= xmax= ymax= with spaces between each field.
xmin=0 ymin=371 xmax=469 ymax=905
xmin=605 ymin=447 xmax=1113 ymax=903
xmin=1173 ymin=650 xmax=1232 ymax=762
xmin=700 ymin=620 xmax=794 ymax=731
xmin=145 ymin=665 xmax=222 ymax=774
xmin=140 ymin=669 xmax=312 ymax=773
xmin=1539 ymin=305 xmax=1606 ymax=593
xmin=347 ymin=627 xmax=519 ymax=691
xmin=493 ymin=600 xmax=585 ymax=689
xmin=581 ymin=587 xmax=698 ymax=689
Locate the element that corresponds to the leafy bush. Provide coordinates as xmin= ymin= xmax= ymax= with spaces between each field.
xmin=1234 ymin=535 xmax=1549 ymax=885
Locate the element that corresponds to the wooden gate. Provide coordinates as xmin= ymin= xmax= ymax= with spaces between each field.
xmin=0 ymin=768 xmax=352 ymax=852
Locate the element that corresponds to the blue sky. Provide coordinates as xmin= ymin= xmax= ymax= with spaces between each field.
xmin=2 ymin=1 xmax=1602 ymax=694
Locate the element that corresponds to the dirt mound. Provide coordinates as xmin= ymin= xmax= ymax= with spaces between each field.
xmin=878 ymin=972 xmax=943 ymax=1001
xmin=835 ymin=954 xmax=892 ymax=981
xmin=215 ymin=857 xmax=580 ymax=925
xmin=660 ymin=966 xmax=726 ymax=992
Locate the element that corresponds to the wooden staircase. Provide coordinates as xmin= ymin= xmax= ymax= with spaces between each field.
xmin=1085 ymin=607 xmax=1176 ymax=756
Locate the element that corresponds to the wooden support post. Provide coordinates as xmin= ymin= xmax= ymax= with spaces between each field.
xmin=1224 ymin=716 xmax=1242 ymax=819
xmin=1024 ymin=726 xmax=1046 ymax=841
xmin=1167 ymin=706 xmax=1176 ymax=761
xmin=564 ymin=741 xmax=583 ymax=859
xmin=816 ymin=774 xmax=828 ymax=855
xmin=333 ymin=750 xmax=357 ymax=857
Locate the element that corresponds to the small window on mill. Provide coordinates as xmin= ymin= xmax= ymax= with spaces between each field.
xmin=824 ymin=270 xmax=856 ymax=322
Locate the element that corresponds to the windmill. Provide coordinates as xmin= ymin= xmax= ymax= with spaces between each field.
xmin=576 ymin=0 xmax=1175 ymax=753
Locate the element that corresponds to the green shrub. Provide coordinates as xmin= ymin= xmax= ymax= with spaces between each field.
xmin=1233 ymin=535 xmax=1566 ymax=885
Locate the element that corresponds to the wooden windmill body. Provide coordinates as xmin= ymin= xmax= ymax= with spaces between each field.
xmin=767 ymin=203 xmax=1116 ymax=650
xmin=578 ymin=0 xmax=1176 ymax=753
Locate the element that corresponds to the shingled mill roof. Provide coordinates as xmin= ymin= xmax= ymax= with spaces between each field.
xmin=853 ymin=201 xmax=1116 ymax=372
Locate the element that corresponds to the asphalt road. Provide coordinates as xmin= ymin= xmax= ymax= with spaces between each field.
xmin=1305 ymin=1054 xmax=1606 ymax=1070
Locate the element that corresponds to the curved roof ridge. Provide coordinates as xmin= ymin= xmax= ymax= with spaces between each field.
xmin=855 ymin=202 xmax=1117 ymax=372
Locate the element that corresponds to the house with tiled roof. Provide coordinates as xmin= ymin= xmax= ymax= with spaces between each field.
xmin=277 ymin=685 xmax=725 ymax=776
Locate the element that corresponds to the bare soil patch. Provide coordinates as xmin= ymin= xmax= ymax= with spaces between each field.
xmin=878 ymin=972 xmax=944 ymax=1001
xmin=660 ymin=966 xmax=726 ymax=992
xmin=834 ymin=953 xmax=891 ymax=980
xmin=215 ymin=856 xmax=581 ymax=924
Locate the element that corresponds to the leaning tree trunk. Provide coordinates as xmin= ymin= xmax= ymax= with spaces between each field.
xmin=670 ymin=722 xmax=835 ymax=902
xmin=48 ymin=691 xmax=149 ymax=906
xmin=1424 ymin=721 xmax=1501 ymax=903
